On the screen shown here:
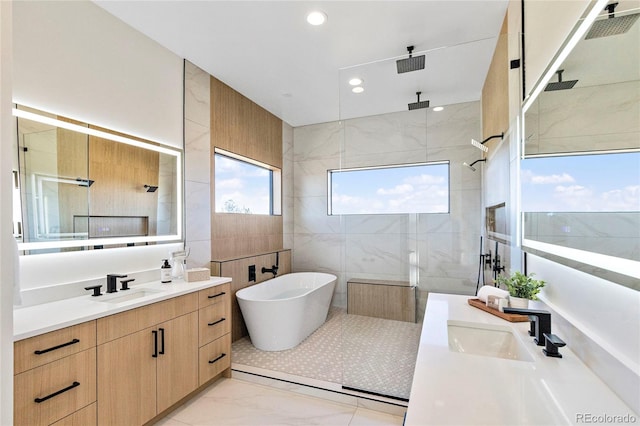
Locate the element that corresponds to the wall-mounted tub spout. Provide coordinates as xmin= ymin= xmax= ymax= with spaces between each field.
xmin=462 ymin=159 xmax=486 ymax=172
xmin=261 ymin=251 xmax=279 ymax=277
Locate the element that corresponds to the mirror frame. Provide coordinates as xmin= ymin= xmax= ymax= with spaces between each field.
xmin=14 ymin=107 xmax=183 ymax=253
xmin=518 ymin=0 xmax=639 ymax=290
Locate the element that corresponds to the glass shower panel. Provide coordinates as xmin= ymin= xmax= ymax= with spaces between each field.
xmin=338 ymin=56 xmax=426 ymax=401
xmin=338 ymin=37 xmax=492 ymax=400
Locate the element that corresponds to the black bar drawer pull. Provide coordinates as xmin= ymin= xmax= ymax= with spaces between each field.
xmin=207 ymin=291 xmax=226 ymax=299
xmin=159 ymin=328 xmax=165 ymax=355
xmin=207 ymin=318 xmax=226 ymax=327
xmin=34 ymin=339 xmax=80 ymax=355
xmin=152 ymin=330 xmax=158 ymax=358
xmin=34 ymin=381 xmax=80 ymax=403
xmin=208 ymin=353 xmax=226 ymax=364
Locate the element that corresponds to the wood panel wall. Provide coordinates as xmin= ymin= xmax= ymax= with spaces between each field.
xmin=210 ymin=77 xmax=284 ymax=260
xmin=482 ymin=13 xmax=509 ymax=148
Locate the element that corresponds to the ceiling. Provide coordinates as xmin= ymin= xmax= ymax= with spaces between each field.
xmin=95 ymin=1 xmax=509 ymax=127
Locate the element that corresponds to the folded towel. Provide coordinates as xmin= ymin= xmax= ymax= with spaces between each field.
xmin=477 ymin=285 xmax=509 ymax=303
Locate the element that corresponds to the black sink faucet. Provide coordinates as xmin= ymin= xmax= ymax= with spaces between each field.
xmin=106 ymin=274 xmax=127 ymax=294
xmin=503 ymin=307 xmax=551 ymax=346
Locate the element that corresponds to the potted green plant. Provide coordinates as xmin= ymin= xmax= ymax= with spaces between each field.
xmin=495 ymin=271 xmax=545 ymax=308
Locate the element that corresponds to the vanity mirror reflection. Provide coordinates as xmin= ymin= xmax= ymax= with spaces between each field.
xmin=13 ymin=105 xmax=183 ymax=254
xmin=521 ymin=1 xmax=639 ymax=289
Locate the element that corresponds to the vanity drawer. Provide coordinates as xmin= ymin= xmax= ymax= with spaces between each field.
xmin=198 ymin=283 xmax=230 ymax=309
xmin=14 ymin=347 xmax=97 ymax=426
xmin=50 ymin=402 xmax=96 ymax=426
xmin=97 ymin=292 xmax=198 ymax=344
xmin=199 ymin=333 xmax=231 ymax=385
xmin=14 ymin=321 xmax=96 ymax=374
xmin=199 ymin=302 xmax=231 ymax=346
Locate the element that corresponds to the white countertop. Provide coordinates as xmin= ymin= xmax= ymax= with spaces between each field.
xmin=14 ymin=277 xmax=232 ymax=341
xmin=405 ymin=293 xmax=637 ymax=425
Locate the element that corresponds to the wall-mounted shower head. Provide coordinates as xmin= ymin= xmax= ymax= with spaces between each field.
xmin=471 ymin=132 xmax=504 ymax=152
xmin=408 ymin=91 xmax=430 ymax=110
xmin=396 ymin=46 xmax=426 ymax=74
xmin=463 ymin=159 xmax=486 ymax=172
xmin=544 ymin=69 xmax=578 ymax=91
xmin=585 ymin=2 xmax=640 ymax=39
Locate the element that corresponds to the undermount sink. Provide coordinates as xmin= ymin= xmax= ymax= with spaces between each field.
xmin=96 ymin=288 xmax=164 ymax=304
xmin=447 ymin=320 xmax=534 ymax=362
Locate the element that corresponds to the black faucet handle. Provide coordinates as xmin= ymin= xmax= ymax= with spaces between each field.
xmin=120 ymin=278 xmax=135 ymax=291
xmin=85 ymin=284 xmax=103 ymax=297
xmin=542 ymin=333 xmax=566 ymax=358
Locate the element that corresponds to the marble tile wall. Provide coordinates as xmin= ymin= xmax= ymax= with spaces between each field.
xmin=184 ymin=60 xmax=212 ymax=269
xmin=293 ymin=102 xmax=482 ymax=320
xmin=283 ymin=122 xmax=294 ymax=249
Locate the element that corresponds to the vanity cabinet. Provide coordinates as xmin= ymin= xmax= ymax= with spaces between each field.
xmin=197 ymin=283 xmax=232 ymax=385
xmin=96 ymin=293 xmax=198 ymax=425
xmin=13 ymin=322 xmax=97 ymax=426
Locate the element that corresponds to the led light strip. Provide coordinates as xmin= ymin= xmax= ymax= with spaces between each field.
xmin=523 ymin=0 xmax=609 ymax=113
xmin=12 ymin=108 xmax=180 ymax=157
xmin=523 ymin=238 xmax=640 ymax=279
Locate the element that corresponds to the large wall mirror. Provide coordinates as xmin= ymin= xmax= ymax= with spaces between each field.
xmin=521 ymin=0 xmax=639 ymax=289
xmin=13 ymin=105 xmax=183 ymax=254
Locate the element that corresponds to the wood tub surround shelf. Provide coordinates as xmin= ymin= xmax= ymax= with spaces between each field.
xmin=13 ymin=277 xmax=232 ymax=426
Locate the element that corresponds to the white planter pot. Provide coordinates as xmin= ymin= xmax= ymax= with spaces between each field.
xmin=509 ymin=296 xmax=529 ymax=309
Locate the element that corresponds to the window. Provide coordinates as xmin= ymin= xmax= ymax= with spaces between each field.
xmin=328 ymin=162 xmax=449 ymax=215
xmin=214 ymin=148 xmax=281 ymax=215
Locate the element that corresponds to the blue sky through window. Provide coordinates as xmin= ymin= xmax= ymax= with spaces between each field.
xmin=215 ymin=154 xmax=272 ymax=214
xmin=521 ymin=152 xmax=640 ymax=212
xmin=330 ymin=163 xmax=449 ymax=215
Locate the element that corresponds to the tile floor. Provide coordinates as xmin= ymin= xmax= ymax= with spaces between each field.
xmin=154 ymin=378 xmax=405 ymax=426
xmin=233 ymin=308 xmax=422 ymax=400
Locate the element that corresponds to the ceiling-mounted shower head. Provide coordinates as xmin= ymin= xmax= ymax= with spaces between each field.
xmin=585 ymin=2 xmax=640 ymax=39
xmin=408 ymin=91 xmax=430 ymax=110
xmin=545 ymin=70 xmax=578 ymax=91
xmin=396 ymin=45 xmax=426 ymax=74
xmin=463 ymin=159 xmax=486 ymax=172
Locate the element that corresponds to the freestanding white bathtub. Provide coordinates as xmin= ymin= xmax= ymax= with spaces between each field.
xmin=236 ymin=272 xmax=336 ymax=351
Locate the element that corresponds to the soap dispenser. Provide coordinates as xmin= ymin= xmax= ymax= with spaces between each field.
xmin=161 ymin=259 xmax=172 ymax=283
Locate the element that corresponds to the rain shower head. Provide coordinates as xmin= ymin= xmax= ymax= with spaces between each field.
xmin=471 ymin=132 xmax=504 ymax=152
xmin=545 ymin=70 xmax=578 ymax=91
xmin=396 ymin=46 xmax=426 ymax=74
xmin=463 ymin=159 xmax=486 ymax=172
xmin=585 ymin=3 xmax=640 ymax=39
xmin=408 ymin=92 xmax=430 ymax=110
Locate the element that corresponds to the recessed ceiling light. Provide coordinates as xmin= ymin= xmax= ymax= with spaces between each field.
xmin=349 ymin=78 xmax=363 ymax=86
xmin=433 ymin=106 xmax=444 ymax=112
xmin=307 ymin=11 xmax=327 ymax=26
xmin=352 ymin=86 xmax=364 ymax=94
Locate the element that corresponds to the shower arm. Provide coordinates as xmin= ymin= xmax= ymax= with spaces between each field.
xmin=477 ymin=132 xmax=504 ymax=146
xmin=468 ymin=159 xmax=487 ymax=168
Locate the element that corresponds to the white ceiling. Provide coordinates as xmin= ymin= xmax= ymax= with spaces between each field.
xmin=95 ymin=1 xmax=509 ymax=127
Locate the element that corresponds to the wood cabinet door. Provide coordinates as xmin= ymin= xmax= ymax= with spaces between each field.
xmin=156 ymin=312 xmax=198 ymax=413
xmin=97 ymin=327 xmax=157 ymax=426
